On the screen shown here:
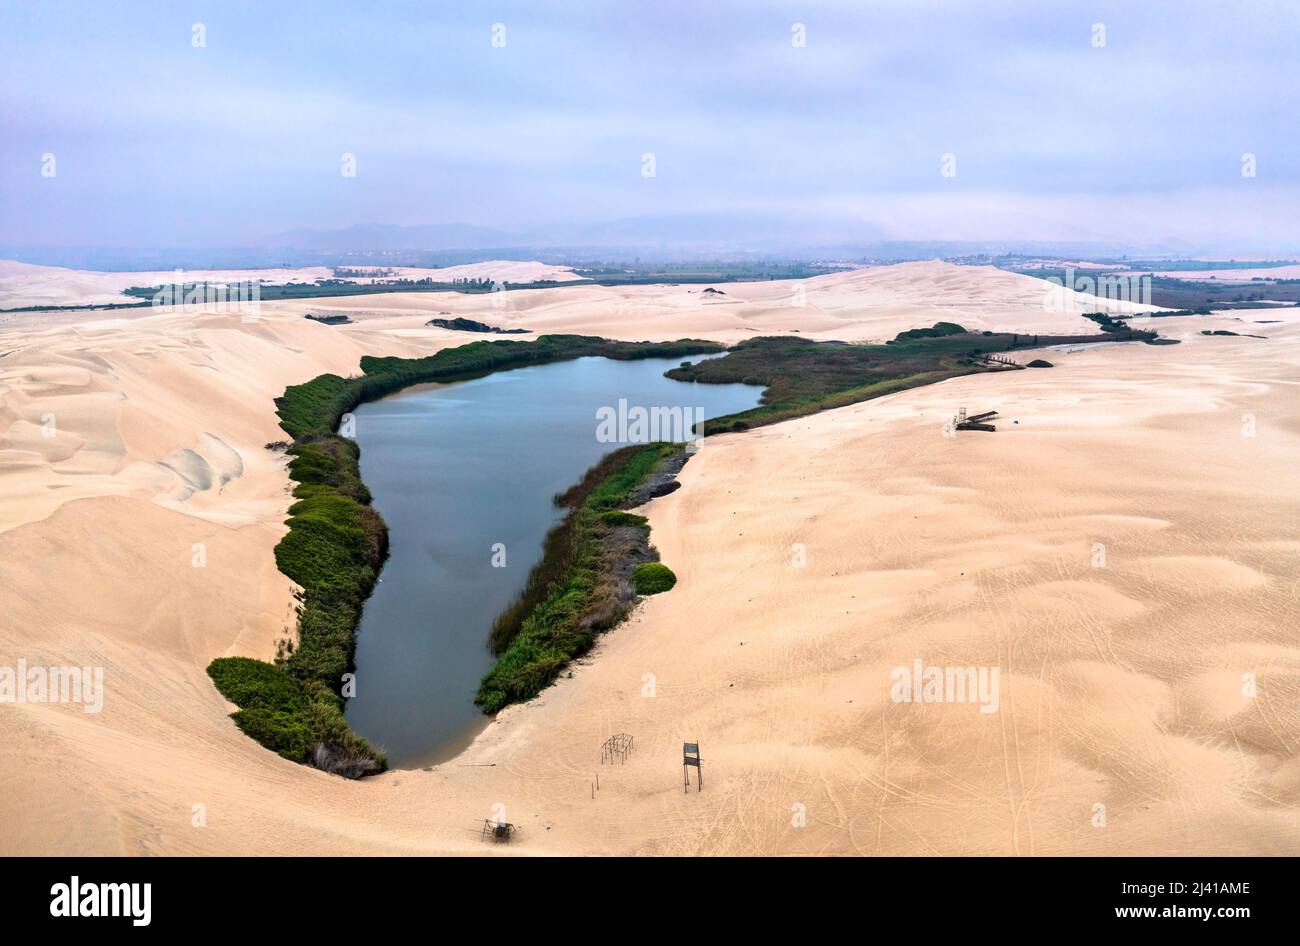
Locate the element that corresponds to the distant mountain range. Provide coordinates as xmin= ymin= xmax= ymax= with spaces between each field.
xmin=2 ymin=214 xmax=1293 ymax=272
xmin=264 ymin=212 xmax=888 ymax=256
xmin=270 ymin=222 xmax=517 ymax=252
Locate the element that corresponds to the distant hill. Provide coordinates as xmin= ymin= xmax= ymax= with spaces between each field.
xmin=269 ymin=222 xmax=518 ymax=252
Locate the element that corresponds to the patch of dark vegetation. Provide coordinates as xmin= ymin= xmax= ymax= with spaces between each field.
xmin=1012 ymin=268 xmax=1300 ymax=310
xmin=1144 ymin=276 xmax=1300 ymax=309
xmin=1026 ymin=359 xmax=1054 ymax=368
xmin=1149 ymin=307 xmax=1215 ymax=317
xmin=1081 ymin=311 xmax=1176 ymax=346
xmin=305 ymin=313 xmax=352 ymax=325
xmin=114 ymin=264 xmax=842 ymax=306
xmin=893 ymin=321 xmax=967 ymax=341
xmin=632 ymin=562 xmax=677 ymax=595
xmin=209 ymin=427 xmax=388 ymax=778
xmin=207 ymin=657 xmax=313 ymax=761
xmin=426 ymin=316 xmax=529 ymax=334
xmin=332 ymin=266 xmax=396 ymax=278
xmin=477 ymin=443 xmax=683 ymax=713
xmin=1121 ymin=259 xmax=1298 ymax=273
xmin=1081 ymin=312 xmax=1131 ymax=333
xmin=0 ymin=300 xmax=153 ymax=314
xmin=665 ymin=327 xmax=1150 ymax=435
xmin=1201 ymin=329 xmax=1266 ymax=338
xmin=211 ymin=335 xmax=722 ymax=775
xmin=600 ymin=510 xmax=649 ymax=528
xmin=573 ymin=262 xmax=836 ymax=285
xmin=124 ymin=276 xmax=566 ymax=302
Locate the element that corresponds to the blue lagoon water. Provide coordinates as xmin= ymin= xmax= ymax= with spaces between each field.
xmin=344 ymin=355 xmax=761 ymax=767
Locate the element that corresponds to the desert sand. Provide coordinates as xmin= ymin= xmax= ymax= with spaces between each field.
xmin=1 ymin=261 xmax=1296 ymax=855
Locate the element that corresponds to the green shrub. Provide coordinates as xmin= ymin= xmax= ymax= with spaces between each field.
xmin=477 ymin=444 xmax=682 ymax=712
xmin=229 ymin=706 xmax=315 ymax=762
xmin=207 ymin=658 xmax=314 ymax=762
xmin=894 ymin=321 xmax=967 ymax=341
xmin=208 ymin=657 xmax=306 ymax=713
xmin=632 ymin=562 xmax=677 ymax=595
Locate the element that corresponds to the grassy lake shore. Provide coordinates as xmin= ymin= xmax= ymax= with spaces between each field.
xmin=207 ymin=335 xmax=724 ymax=777
xmin=211 ymin=325 xmax=1146 ymax=774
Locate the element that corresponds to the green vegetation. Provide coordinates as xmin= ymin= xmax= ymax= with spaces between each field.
xmin=1121 ymin=259 xmax=1297 ymax=272
xmin=1081 ymin=311 xmax=1131 ymax=333
xmin=665 ymin=326 xmax=1140 ymax=436
xmin=1026 ymin=359 xmax=1054 ymax=368
xmin=1146 ymin=275 xmax=1300 ymax=309
xmin=0 ymin=300 xmax=153 ymax=314
xmin=572 ymin=261 xmax=837 ymax=285
xmin=632 ymin=562 xmax=677 ymax=595
xmin=123 ymin=276 xmax=566 ymax=302
xmin=1012 ymin=267 xmax=1300 ymax=310
xmin=892 ymin=321 xmax=967 ymax=341
xmin=332 ymin=267 xmax=396 ymax=278
xmin=426 ymin=316 xmax=529 ymax=334
xmin=206 ymin=658 xmax=313 ymax=762
xmin=476 ymin=442 xmax=682 ymax=713
xmin=210 ymin=335 xmax=721 ymax=776
xmin=119 ymin=263 xmax=839 ymax=307
xmin=1151 ymin=307 xmax=1215 ymax=316
xmin=209 ymin=427 xmax=388 ymax=778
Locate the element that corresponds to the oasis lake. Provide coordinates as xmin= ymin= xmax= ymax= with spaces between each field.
xmin=344 ymin=354 xmax=762 ymax=766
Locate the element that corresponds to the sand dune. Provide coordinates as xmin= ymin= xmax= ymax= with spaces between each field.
xmin=0 ymin=263 xmax=1296 ymax=855
xmin=281 ymin=260 xmax=1155 ymax=347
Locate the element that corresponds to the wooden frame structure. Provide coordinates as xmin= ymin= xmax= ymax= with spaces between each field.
xmin=481 ymin=819 xmax=516 ymax=843
xmin=601 ymin=732 xmax=635 ymax=764
xmin=955 ymin=408 xmax=998 ymax=432
xmin=683 ymin=741 xmax=702 ymax=793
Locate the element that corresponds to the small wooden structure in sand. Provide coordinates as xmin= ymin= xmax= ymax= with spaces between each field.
xmin=481 ymin=819 xmax=516 ymax=843
xmin=601 ymin=732 xmax=635 ymax=765
xmin=954 ymin=407 xmax=998 ymax=432
xmin=683 ymin=742 xmax=703 ymax=793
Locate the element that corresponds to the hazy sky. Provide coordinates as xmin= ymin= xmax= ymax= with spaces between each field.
xmin=2 ymin=0 xmax=1297 ymax=252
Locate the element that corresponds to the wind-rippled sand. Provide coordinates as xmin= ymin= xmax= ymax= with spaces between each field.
xmin=1 ymin=262 xmax=1295 ymax=854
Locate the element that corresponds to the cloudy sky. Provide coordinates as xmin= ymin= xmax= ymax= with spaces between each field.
xmin=2 ymin=0 xmax=1297 ymax=254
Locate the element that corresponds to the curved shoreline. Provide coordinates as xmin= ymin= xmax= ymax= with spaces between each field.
xmin=209 ymin=325 xmax=1149 ymax=777
xmin=477 ymin=441 xmax=688 ymax=713
xmin=207 ymin=335 xmax=726 ymax=776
